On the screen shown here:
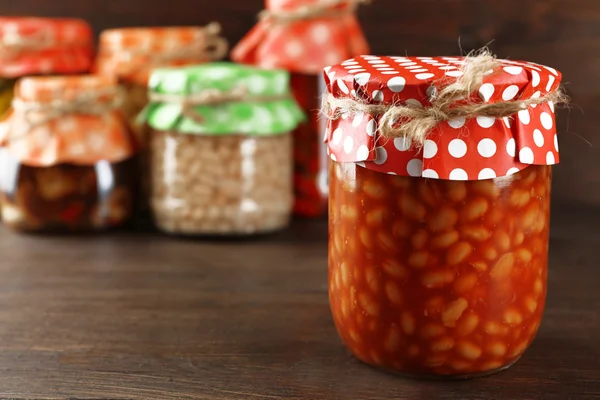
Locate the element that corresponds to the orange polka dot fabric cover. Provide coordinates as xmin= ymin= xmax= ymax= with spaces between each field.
xmin=324 ymin=56 xmax=562 ymax=181
xmin=95 ymin=26 xmax=226 ymax=86
xmin=0 ymin=17 xmax=94 ymax=78
xmin=231 ymin=0 xmax=370 ymax=75
xmin=0 ymin=76 xmax=135 ymax=167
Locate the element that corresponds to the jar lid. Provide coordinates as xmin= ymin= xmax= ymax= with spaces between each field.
xmin=323 ymin=54 xmax=563 ymax=181
xmin=0 ymin=17 xmax=93 ymax=78
xmin=95 ymin=23 xmax=228 ymax=85
xmin=0 ymin=75 xmax=135 ymax=167
xmin=232 ymin=0 xmax=370 ymax=75
xmin=140 ymin=62 xmax=305 ymax=135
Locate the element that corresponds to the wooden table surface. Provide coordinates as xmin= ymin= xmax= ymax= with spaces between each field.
xmin=0 ymin=207 xmax=598 ymax=400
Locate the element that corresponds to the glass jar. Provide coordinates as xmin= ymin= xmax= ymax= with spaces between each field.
xmin=150 ymin=132 xmax=293 ymax=234
xmin=290 ymin=73 xmax=329 ymax=217
xmin=0 ymin=156 xmax=137 ymax=232
xmin=0 ymin=76 xmax=137 ymax=233
xmin=140 ymin=63 xmax=304 ymax=235
xmin=323 ymin=55 xmax=563 ymax=378
xmin=231 ymin=0 xmax=370 ymax=218
xmin=329 ymin=163 xmax=550 ymax=377
xmin=95 ymin=24 xmax=228 ymax=217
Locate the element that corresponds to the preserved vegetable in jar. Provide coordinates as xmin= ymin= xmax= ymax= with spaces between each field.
xmin=232 ymin=0 xmax=371 ymax=218
xmin=324 ymin=54 xmax=565 ymax=378
xmin=94 ymin=23 xmax=228 ymax=214
xmin=0 ymin=17 xmax=94 ymax=118
xmin=139 ymin=63 xmax=304 ymax=235
xmin=0 ymin=76 xmax=137 ymax=232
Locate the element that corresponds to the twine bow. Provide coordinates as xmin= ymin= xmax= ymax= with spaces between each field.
xmin=148 ymin=86 xmax=292 ymax=124
xmin=11 ymin=87 xmax=124 ymax=133
xmin=259 ymin=0 xmax=371 ymax=24
xmin=324 ymin=49 xmax=569 ymax=146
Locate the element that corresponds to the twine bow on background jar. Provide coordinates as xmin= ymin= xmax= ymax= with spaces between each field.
xmin=7 ymin=87 xmax=124 ymax=140
xmin=118 ymin=22 xmax=229 ymax=74
xmin=323 ymin=50 xmax=569 ymax=147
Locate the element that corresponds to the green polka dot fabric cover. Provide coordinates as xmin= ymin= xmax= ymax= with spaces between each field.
xmin=140 ymin=62 xmax=305 ymax=135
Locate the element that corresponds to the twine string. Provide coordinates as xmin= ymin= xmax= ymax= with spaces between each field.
xmin=118 ymin=22 xmax=228 ymax=72
xmin=9 ymin=87 xmax=125 ymax=139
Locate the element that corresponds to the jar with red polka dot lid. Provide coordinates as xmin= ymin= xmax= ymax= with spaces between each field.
xmin=0 ymin=76 xmax=137 ymax=233
xmin=323 ymin=52 xmax=565 ymax=378
xmin=232 ymin=0 xmax=370 ymax=218
xmin=0 ymin=17 xmax=94 ymax=119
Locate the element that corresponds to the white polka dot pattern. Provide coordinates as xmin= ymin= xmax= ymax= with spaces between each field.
xmin=323 ymin=55 xmax=562 ymax=180
xmin=231 ymin=2 xmax=370 ymax=75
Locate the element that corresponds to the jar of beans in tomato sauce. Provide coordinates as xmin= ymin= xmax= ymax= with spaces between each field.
xmin=231 ymin=0 xmax=371 ymax=218
xmin=324 ymin=55 xmax=563 ymax=378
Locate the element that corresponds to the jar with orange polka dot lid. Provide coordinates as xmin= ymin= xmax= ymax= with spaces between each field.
xmin=94 ymin=23 xmax=228 ymax=219
xmin=0 ymin=76 xmax=137 ymax=232
xmin=232 ymin=0 xmax=371 ymax=218
xmin=0 ymin=17 xmax=94 ymax=119
xmin=323 ymin=52 xmax=565 ymax=378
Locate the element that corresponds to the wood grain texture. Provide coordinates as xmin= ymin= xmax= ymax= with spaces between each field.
xmin=1 ymin=0 xmax=599 ymax=205
xmin=0 ymin=207 xmax=598 ymax=399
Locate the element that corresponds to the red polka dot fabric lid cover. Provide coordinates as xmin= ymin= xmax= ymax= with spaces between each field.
xmin=231 ymin=0 xmax=370 ymax=75
xmin=323 ymin=55 xmax=562 ymax=181
xmin=0 ymin=18 xmax=94 ymax=78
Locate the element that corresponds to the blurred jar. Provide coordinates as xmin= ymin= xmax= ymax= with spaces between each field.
xmin=0 ymin=76 xmax=137 ymax=232
xmin=0 ymin=17 xmax=94 ymax=118
xmin=95 ymin=23 xmax=228 ymax=140
xmin=139 ymin=63 xmax=305 ymax=235
xmin=231 ymin=0 xmax=370 ymax=218
xmin=95 ymin=24 xmax=228 ymax=217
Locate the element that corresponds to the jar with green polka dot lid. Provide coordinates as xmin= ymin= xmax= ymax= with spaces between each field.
xmin=139 ymin=62 xmax=305 ymax=235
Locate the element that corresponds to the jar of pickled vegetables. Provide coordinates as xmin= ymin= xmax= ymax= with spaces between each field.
xmin=0 ymin=17 xmax=94 ymax=118
xmin=324 ymin=55 xmax=564 ymax=378
xmin=0 ymin=76 xmax=137 ymax=232
xmin=232 ymin=0 xmax=370 ymax=218
xmin=139 ymin=63 xmax=304 ymax=235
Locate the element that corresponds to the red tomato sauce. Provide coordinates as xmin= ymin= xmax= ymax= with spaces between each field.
xmin=328 ymin=162 xmax=550 ymax=377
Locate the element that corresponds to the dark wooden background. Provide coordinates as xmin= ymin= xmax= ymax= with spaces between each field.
xmin=2 ymin=0 xmax=597 ymax=206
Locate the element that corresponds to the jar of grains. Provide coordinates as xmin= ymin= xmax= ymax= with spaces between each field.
xmin=232 ymin=0 xmax=371 ymax=218
xmin=0 ymin=17 xmax=94 ymax=119
xmin=323 ymin=53 xmax=565 ymax=378
xmin=139 ymin=62 xmax=305 ymax=235
xmin=0 ymin=76 xmax=137 ymax=232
